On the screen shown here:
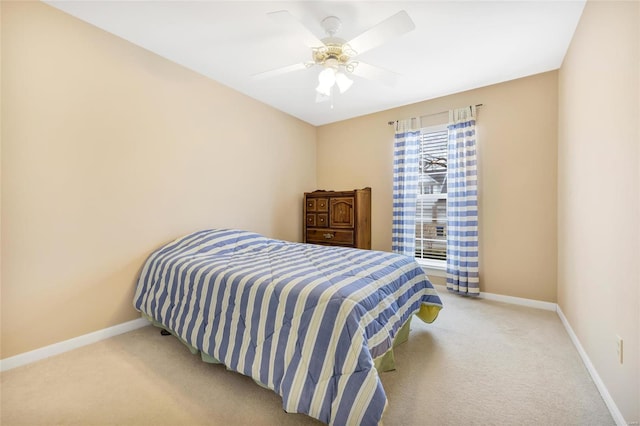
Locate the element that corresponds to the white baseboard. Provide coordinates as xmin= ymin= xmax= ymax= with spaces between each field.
xmin=478 ymin=289 xmax=557 ymax=311
xmin=556 ymin=306 xmax=627 ymax=426
xmin=0 ymin=317 xmax=149 ymax=372
xmin=433 ymin=284 xmax=558 ymax=311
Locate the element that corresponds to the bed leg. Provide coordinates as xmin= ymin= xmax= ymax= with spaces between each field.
xmin=160 ymin=329 xmax=171 ymax=336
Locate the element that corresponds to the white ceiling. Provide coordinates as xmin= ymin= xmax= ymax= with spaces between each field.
xmin=45 ymin=1 xmax=585 ymax=126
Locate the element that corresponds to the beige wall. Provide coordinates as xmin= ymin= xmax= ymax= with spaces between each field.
xmin=558 ymin=0 xmax=639 ymax=423
xmin=317 ymin=72 xmax=558 ymax=302
xmin=0 ymin=1 xmax=316 ymax=358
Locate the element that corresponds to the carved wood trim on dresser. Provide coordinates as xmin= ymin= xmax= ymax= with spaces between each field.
xmin=303 ymin=188 xmax=371 ymax=249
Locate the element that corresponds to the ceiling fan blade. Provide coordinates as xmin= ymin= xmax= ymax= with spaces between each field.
xmin=351 ymin=62 xmax=399 ymax=87
xmin=347 ymin=10 xmax=415 ymax=56
xmin=252 ymin=63 xmax=308 ymax=80
xmin=268 ymin=10 xmax=324 ymax=48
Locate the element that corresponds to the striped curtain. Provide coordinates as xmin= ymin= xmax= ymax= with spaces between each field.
xmin=392 ymin=119 xmax=421 ymax=256
xmin=446 ymin=106 xmax=479 ymax=295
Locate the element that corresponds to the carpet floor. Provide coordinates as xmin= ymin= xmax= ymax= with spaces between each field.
xmin=0 ymin=291 xmax=614 ymax=425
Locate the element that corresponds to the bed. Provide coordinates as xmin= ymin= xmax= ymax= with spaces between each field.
xmin=133 ymin=229 xmax=442 ymax=425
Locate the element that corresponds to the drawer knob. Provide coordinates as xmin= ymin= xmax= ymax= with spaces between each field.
xmin=323 ymin=233 xmax=334 ymax=239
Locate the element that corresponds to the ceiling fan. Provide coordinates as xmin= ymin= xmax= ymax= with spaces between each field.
xmin=253 ymin=10 xmax=415 ymax=103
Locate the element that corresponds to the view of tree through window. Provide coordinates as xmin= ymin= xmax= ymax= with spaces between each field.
xmin=415 ymin=125 xmax=448 ymax=261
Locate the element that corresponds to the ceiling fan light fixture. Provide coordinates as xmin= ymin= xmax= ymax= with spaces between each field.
xmin=316 ymin=67 xmax=353 ymax=97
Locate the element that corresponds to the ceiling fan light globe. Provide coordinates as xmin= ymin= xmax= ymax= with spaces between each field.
xmin=318 ymin=67 xmax=336 ymax=86
xmin=335 ymin=72 xmax=353 ymax=93
xmin=315 ymin=82 xmax=332 ymax=97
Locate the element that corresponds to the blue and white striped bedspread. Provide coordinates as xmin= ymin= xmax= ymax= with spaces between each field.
xmin=133 ymin=229 xmax=442 ymax=425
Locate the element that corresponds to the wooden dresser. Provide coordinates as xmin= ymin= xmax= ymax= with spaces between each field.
xmin=303 ymin=187 xmax=371 ymax=249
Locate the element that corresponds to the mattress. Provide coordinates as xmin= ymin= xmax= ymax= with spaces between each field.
xmin=134 ymin=229 xmax=442 ymax=425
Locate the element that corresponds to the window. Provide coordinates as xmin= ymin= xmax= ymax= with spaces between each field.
xmin=415 ymin=124 xmax=448 ymax=262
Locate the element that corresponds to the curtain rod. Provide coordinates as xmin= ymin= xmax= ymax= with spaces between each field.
xmin=387 ymin=103 xmax=484 ymax=126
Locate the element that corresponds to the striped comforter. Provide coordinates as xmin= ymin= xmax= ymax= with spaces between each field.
xmin=133 ymin=229 xmax=442 ymax=425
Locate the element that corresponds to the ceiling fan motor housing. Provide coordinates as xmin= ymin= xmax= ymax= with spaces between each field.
xmin=312 ymin=41 xmax=351 ymax=67
xmin=312 ymin=16 xmax=358 ymax=71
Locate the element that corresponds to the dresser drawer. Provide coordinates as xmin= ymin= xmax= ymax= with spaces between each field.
xmin=306 ymin=198 xmax=328 ymax=212
xmin=306 ymin=214 xmax=316 ymax=227
xmin=306 ymin=229 xmax=354 ymax=245
xmin=316 ymin=198 xmax=329 ymax=212
xmin=316 ymin=213 xmax=328 ymax=227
